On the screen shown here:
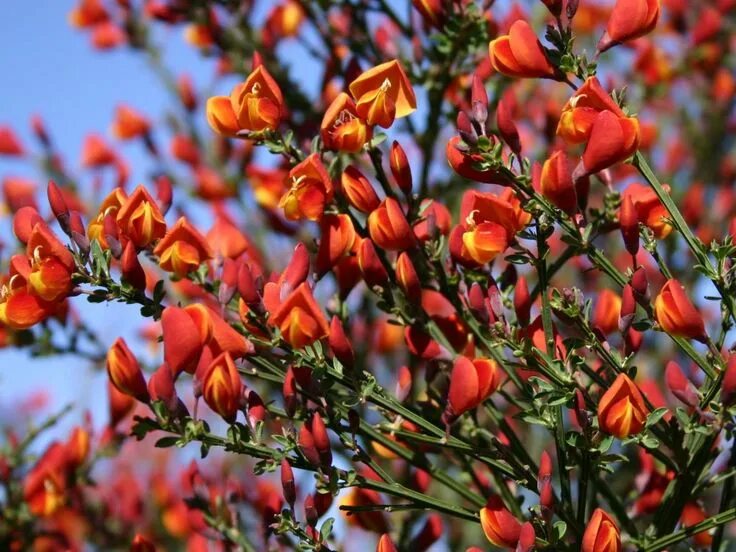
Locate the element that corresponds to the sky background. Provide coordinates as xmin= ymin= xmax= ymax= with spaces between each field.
xmin=0 ymin=2 xmax=216 ymax=435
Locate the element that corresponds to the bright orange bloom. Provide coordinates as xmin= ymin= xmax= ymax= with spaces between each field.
xmin=367 ymin=198 xmax=415 ymax=251
xmin=154 ymin=217 xmax=213 ymax=277
xmin=315 ymin=214 xmax=357 ymax=277
xmin=349 ymin=59 xmax=417 ymax=128
xmin=0 ymin=271 xmax=56 ymax=330
xmin=582 ymin=509 xmax=621 ymax=552
xmin=247 ymin=165 xmax=289 ymax=210
xmin=86 ymin=190 xmax=124 ymax=252
xmin=598 ymin=374 xmax=648 ymax=438
xmin=207 ymin=66 xmax=284 ymax=136
xmin=201 ymin=352 xmax=243 ymax=423
xmin=26 ymin=221 xmax=75 ymax=303
xmin=488 ymin=20 xmax=556 ymax=79
xmin=376 ymin=534 xmax=398 ymax=552
xmin=107 ymin=337 xmax=150 ymax=402
xmin=654 ymin=279 xmax=707 ymax=341
xmin=395 ymin=252 xmax=421 ymax=302
xmin=111 ymin=105 xmax=151 ymax=140
xmin=341 ymin=487 xmax=389 ymax=533
xmin=447 ymin=356 xmax=502 ymax=418
xmin=340 ymin=166 xmax=380 ymax=213
xmin=268 ymin=282 xmax=330 ymax=349
xmin=579 ymin=110 xmax=640 ymax=176
xmin=458 ymin=221 xmax=509 ymax=265
xmin=279 ymin=153 xmax=334 ymax=221
xmin=320 ymin=93 xmax=372 ymax=152
xmin=116 ymin=186 xmax=167 ymax=248
xmin=600 ymin=0 xmax=660 ymax=52
xmin=593 ymin=289 xmax=622 ymax=335
xmin=622 ymin=182 xmax=673 ymax=239
xmin=557 ymin=77 xmax=630 ymax=144
xmin=480 ymin=496 xmax=522 ymax=548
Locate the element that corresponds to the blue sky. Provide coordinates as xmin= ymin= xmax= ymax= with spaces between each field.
xmin=0 ymin=2 xmax=215 ymax=433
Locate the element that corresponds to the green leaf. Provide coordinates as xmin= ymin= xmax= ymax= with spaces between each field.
xmin=646 ymin=407 xmax=669 ymax=428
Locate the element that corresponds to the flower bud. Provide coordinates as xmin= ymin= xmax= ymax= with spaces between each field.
xmin=480 ymin=496 xmax=522 ymax=548
xmin=367 ymin=198 xmax=415 ymax=251
xmin=514 ymin=276 xmax=531 ymax=327
xmin=396 ymin=252 xmax=421 ymax=303
xmin=598 ymin=374 xmax=648 ymax=438
xmin=120 ymin=240 xmax=146 ymax=291
xmin=329 ymin=316 xmax=355 ymax=368
xmin=201 ymin=352 xmax=243 ymax=423
xmin=489 ymin=20 xmax=556 ymax=79
xmin=341 ymin=166 xmax=380 ymax=213
xmin=446 ymin=356 xmax=502 ymax=420
xmin=358 ymin=238 xmax=390 ymax=288
xmin=592 ymin=289 xmax=622 ymax=335
xmin=654 ymin=279 xmax=706 ymax=342
xmin=107 ymin=338 xmax=149 ymax=403
xmin=599 ymin=0 xmax=660 ymax=53
xmin=620 ymin=193 xmax=639 ymax=257
xmin=280 ymin=459 xmax=296 ymax=509
xmin=665 ymin=360 xmax=699 ymax=407
xmin=389 ymin=141 xmax=413 ymax=195
xmin=470 ymin=73 xmax=488 ymax=127
xmin=47 ymin=180 xmax=70 ymax=233
xmin=582 ymin=508 xmax=621 ymax=552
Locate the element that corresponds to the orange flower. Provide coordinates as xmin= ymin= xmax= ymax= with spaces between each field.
xmin=395 ymin=252 xmax=421 ymax=302
xmin=0 ymin=271 xmax=56 ymax=330
xmin=26 ymin=222 xmax=75 ymax=303
xmin=488 ymin=20 xmax=556 ymax=79
xmin=116 ymin=186 xmax=167 ymax=248
xmin=207 ymin=65 xmax=284 ymax=136
xmin=111 ymin=105 xmax=150 ymax=140
xmin=593 ymin=289 xmax=622 ymax=335
xmin=320 ymin=93 xmax=372 ymax=152
xmin=349 ymin=60 xmax=417 ymax=128
xmin=480 ymin=496 xmax=522 ymax=548
xmin=279 ymin=153 xmax=334 ymax=221
xmin=340 ymin=166 xmax=380 ymax=213
xmin=367 ymin=198 xmax=415 ymax=251
xmin=154 ymin=217 xmax=213 ymax=277
xmin=315 ymin=214 xmax=357 ymax=277
xmin=578 ymin=110 xmax=640 ymax=176
xmin=447 ymin=356 xmax=502 ymax=419
xmin=456 ymin=220 xmax=509 ymax=265
xmin=107 ymin=338 xmax=150 ymax=403
xmin=201 ymin=352 xmax=243 ymax=423
xmin=557 ymin=77 xmax=630 ymax=144
xmin=88 ymin=187 xmax=128 ymax=248
xmin=600 ymin=0 xmax=660 ymax=52
xmin=598 ymin=374 xmax=648 ymax=438
xmin=654 ymin=279 xmax=706 ymax=341
xmin=582 ymin=509 xmax=621 ymax=552
xmin=622 ymin=182 xmax=672 ymax=239
xmin=268 ymin=282 xmax=330 ymax=349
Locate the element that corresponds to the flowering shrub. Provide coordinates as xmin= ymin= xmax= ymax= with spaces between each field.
xmin=0 ymin=0 xmax=735 ymax=550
